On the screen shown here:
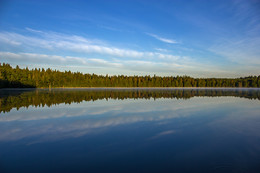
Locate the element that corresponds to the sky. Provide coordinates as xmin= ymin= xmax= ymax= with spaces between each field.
xmin=0 ymin=0 xmax=260 ymax=77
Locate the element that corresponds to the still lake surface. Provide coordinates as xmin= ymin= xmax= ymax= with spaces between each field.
xmin=0 ymin=88 xmax=260 ymax=173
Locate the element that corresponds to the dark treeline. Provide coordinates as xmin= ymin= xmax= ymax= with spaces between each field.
xmin=1 ymin=88 xmax=260 ymax=113
xmin=0 ymin=63 xmax=260 ymax=88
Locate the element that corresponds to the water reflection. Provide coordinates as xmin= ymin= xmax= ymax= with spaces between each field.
xmin=1 ymin=88 xmax=259 ymax=113
xmin=0 ymin=89 xmax=260 ymax=173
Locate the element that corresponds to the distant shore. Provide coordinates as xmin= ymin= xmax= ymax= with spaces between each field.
xmin=1 ymin=87 xmax=260 ymax=90
xmin=1 ymin=63 xmax=260 ymax=88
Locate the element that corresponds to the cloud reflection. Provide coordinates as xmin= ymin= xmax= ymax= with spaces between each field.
xmin=0 ymin=97 xmax=259 ymax=144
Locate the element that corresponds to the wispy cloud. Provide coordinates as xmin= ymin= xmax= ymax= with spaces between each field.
xmin=0 ymin=28 xmax=258 ymax=77
xmin=0 ymin=52 xmax=123 ymax=68
xmin=146 ymin=33 xmax=178 ymax=44
xmin=0 ymin=51 xmax=232 ymax=77
xmin=206 ymin=0 xmax=260 ymax=67
xmin=155 ymin=48 xmax=169 ymax=52
xmin=25 ymin=27 xmax=44 ymax=33
xmin=0 ymin=51 xmax=182 ymax=73
xmin=97 ymin=25 xmax=123 ymax=32
xmin=209 ymin=37 xmax=260 ymax=65
xmin=0 ymin=33 xmax=22 ymax=46
xmin=208 ymin=1 xmax=260 ymax=66
xmin=0 ymin=29 xmax=180 ymax=61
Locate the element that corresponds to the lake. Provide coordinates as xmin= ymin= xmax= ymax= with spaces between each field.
xmin=0 ymin=88 xmax=260 ymax=173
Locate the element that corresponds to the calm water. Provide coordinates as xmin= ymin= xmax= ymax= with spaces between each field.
xmin=0 ymin=88 xmax=260 ymax=173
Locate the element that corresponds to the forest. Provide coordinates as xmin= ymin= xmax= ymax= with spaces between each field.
xmin=0 ymin=63 xmax=260 ymax=88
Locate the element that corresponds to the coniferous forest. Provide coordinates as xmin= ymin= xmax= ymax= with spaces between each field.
xmin=0 ymin=63 xmax=260 ymax=88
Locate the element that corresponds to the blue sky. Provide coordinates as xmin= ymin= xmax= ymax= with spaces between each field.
xmin=0 ymin=0 xmax=260 ymax=77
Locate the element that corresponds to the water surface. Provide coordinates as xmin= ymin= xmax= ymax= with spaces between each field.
xmin=0 ymin=88 xmax=260 ymax=173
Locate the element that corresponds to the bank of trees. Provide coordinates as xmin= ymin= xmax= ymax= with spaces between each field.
xmin=0 ymin=63 xmax=260 ymax=88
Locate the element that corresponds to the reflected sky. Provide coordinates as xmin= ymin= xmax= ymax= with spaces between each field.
xmin=0 ymin=89 xmax=260 ymax=173
xmin=1 ymin=97 xmax=259 ymax=143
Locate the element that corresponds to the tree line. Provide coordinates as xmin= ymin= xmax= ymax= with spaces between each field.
xmin=0 ymin=63 xmax=260 ymax=88
xmin=1 ymin=88 xmax=260 ymax=113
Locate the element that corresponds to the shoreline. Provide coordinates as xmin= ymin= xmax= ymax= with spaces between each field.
xmin=1 ymin=87 xmax=260 ymax=90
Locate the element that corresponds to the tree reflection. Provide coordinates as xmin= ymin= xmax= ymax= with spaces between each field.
xmin=0 ymin=89 xmax=259 ymax=113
